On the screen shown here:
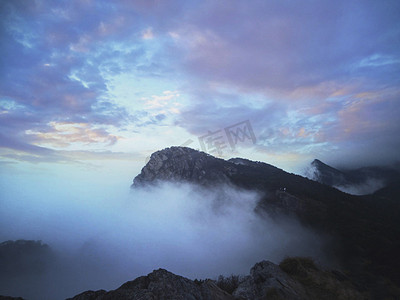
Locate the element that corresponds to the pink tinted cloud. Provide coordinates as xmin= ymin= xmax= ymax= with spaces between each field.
xmin=168 ymin=1 xmax=400 ymax=93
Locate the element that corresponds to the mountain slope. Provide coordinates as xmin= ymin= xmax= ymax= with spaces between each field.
xmin=132 ymin=147 xmax=400 ymax=295
xmin=307 ymin=159 xmax=348 ymax=187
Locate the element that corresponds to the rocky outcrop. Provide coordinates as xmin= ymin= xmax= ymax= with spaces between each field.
xmin=68 ymin=268 xmax=234 ymax=300
xmin=68 ymin=259 xmax=364 ymax=300
xmin=233 ymin=261 xmax=306 ymax=300
xmin=132 ymin=147 xmax=237 ymax=187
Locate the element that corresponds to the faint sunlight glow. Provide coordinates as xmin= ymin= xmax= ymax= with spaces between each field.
xmin=143 ymin=90 xmax=182 ymax=114
xmin=25 ymin=122 xmax=120 ymax=149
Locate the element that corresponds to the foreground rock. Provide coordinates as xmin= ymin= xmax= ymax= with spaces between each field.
xmin=233 ymin=260 xmax=306 ymax=300
xmin=68 ymin=268 xmax=234 ymax=300
xmin=68 ymin=258 xmax=364 ymax=300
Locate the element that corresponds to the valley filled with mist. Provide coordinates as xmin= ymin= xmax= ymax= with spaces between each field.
xmin=0 ymin=177 xmax=329 ymax=299
xmin=1 ymin=147 xmax=399 ymax=299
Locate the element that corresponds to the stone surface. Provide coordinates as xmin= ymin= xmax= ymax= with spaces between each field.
xmin=68 ymin=268 xmax=234 ymax=300
xmin=132 ymin=147 xmax=237 ymax=187
xmin=67 ymin=259 xmax=365 ymax=300
xmin=233 ymin=261 xmax=306 ymax=300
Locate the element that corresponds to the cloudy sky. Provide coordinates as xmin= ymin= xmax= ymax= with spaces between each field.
xmin=1 ymin=0 xmax=400 ymax=177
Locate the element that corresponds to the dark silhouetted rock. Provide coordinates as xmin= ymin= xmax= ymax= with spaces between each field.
xmin=233 ymin=261 xmax=306 ymax=300
xmin=68 ymin=259 xmax=365 ymax=300
xmin=0 ymin=240 xmax=53 ymax=278
xmin=0 ymin=240 xmax=55 ymax=300
xmin=68 ymin=268 xmax=234 ymax=300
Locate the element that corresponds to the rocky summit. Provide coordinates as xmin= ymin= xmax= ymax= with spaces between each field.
xmin=68 ymin=267 xmax=234 ymax=300
xmin=67 ymin=258 xmax=363 ymax=300
xmin=132 ymin=147 xmax=237 ymax=187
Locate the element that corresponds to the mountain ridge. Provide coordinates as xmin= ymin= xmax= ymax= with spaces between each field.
xmin=306 ymin=158 xmax=400 ymax=195
xmin=132 ymin=147 xmax=400 ymax=297
xmin=132 ymin=147 xmax=238 ymax=187
xmin=67 ymin=258 xmax=363 ymax=300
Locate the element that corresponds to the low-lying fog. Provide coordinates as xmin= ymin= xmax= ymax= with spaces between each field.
xmin=304 ymin=165 xmax=387 ymax=195
xmin=0 ymin=169 xmax=330 ymax=300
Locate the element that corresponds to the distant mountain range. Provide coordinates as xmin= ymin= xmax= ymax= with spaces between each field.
xmin=305 ymin=159 xmax=400 ymax=195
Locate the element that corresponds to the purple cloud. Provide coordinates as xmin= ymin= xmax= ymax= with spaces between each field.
xmin=169 ymin=0 xmax=400 ymax=91
xmin=0 ymin=0 xmax=399 ymax=167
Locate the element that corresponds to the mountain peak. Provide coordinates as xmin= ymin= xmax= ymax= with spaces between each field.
xmin=311 ymin=159 xmax=323 ymax=165
xmin=69 ymin=263 xmax=235 ymax=300
xmin=311 ymin=159 xmax=334 ymax=169
xmin=308 ymin=159 xmax=347 ymax=187
xmin=132 ymin=147 xmax=236 ymax=187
